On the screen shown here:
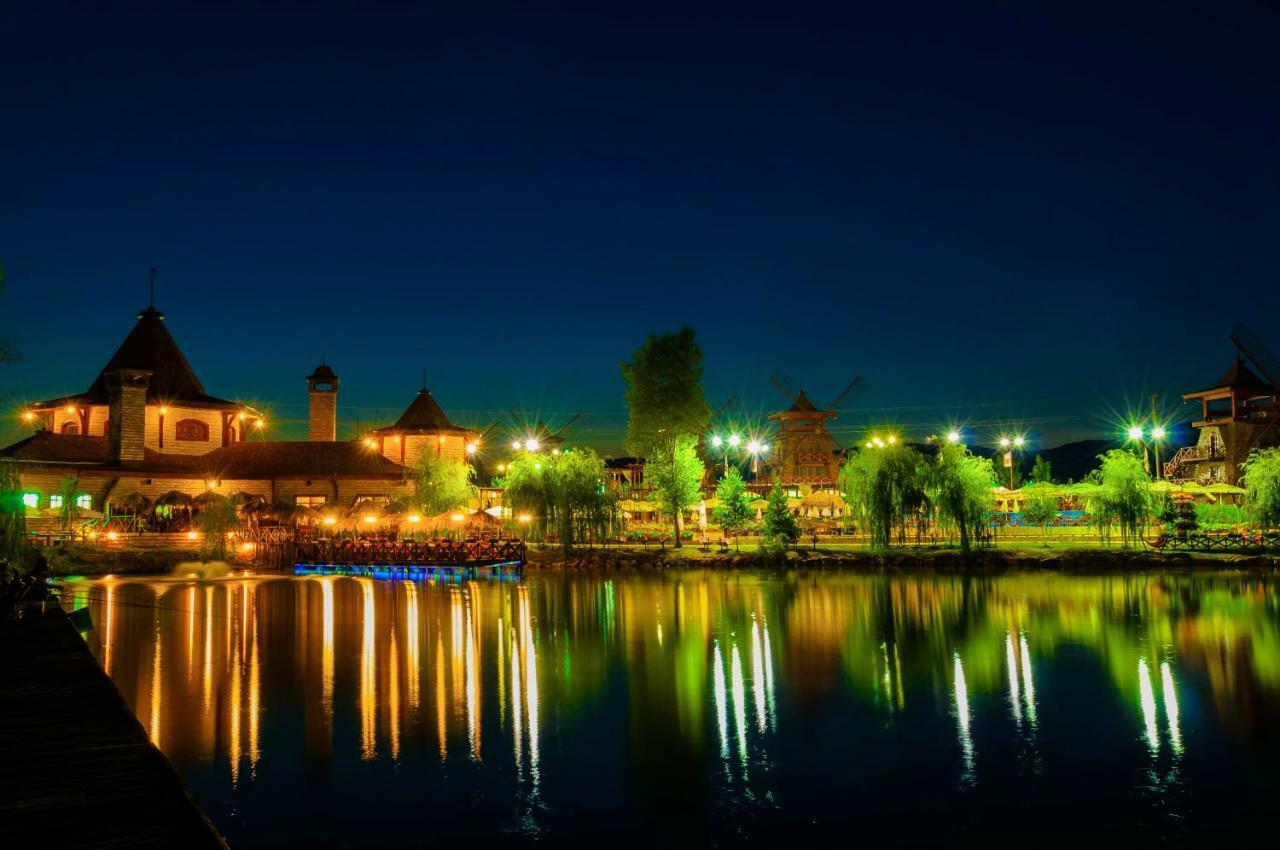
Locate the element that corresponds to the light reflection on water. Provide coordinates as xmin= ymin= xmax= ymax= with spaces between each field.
xmin=70 ymin=571 xmax=1280 ymax=847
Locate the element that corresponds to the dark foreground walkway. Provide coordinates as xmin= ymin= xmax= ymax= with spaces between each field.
xmin=0 ymin=606 xmax=226 ymax=849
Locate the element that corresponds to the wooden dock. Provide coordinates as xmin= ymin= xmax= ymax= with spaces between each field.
xmin=0 ymin=605 xmax=226 ymax=849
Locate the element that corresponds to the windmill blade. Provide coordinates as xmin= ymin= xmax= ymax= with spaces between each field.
xmin=828 ymin=375 xmax=864 ymax=411
xmin=712 ymin=393 xmax=740 ymax=419
xmin=477 ymin=421 xmax=502 ymax=442
xmin=552 ymin=412 xmax=583 ymax=438
xmin=770 ymin=370 xmax=797 ymax=402
xmin=1230 ymin=324 xmax=1280 ymax=391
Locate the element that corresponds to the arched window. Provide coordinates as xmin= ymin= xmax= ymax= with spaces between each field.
xmin=61 ymin=421 xmax=80 ymax=435
xmin=175 ymin=419 xmax=210 ymax=442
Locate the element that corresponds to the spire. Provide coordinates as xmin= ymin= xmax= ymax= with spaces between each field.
xmin=148 ymin=266 xmax=156 ymax=309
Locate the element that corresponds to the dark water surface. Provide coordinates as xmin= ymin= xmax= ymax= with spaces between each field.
xmin=66 ymin=570 xmax=1280 ymax=848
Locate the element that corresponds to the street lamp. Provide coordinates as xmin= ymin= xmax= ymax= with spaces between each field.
xmin=998 ymin=436 xmax=1024 ymax=488
xmin=746 ymin=440 xmax=767 ymax=475
xmin=946 ymin=430 xmax=961 ymax=445
xmin=525 ymin=437 xmax=540 ymax=452
xmin=710 ymin=433 xmax=742 ymax=474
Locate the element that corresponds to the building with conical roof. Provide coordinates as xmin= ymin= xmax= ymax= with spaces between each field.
xmin=367 ymin=387 xmax=479 ymax=467
xmin=766 ymin=389 xmax=844 ymax=489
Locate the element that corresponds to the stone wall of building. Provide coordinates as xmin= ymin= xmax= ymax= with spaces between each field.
xmin=309 ymin=391 xmax=337 ymax=441
xmin=144 ymin=405 xmax=226 ymax=455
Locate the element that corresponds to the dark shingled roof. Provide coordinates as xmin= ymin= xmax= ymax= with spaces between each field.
xmin=372 ymin=389 xmax=470 ymax=435
xmin=1187 ymin=358 xmax=1275 ymax=398
xmin=306 ymin=364 xmax=338 ymax=383
xmin=0 ymin=433 xmax=407 ymax=478
xmin=788 ymin=390 xmax=820 ymax=412
xmin=40 ymin=307 xmax=238 ymax=409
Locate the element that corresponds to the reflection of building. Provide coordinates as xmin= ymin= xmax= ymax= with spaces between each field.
xmin=1168 ymin=359 xmax=1279 ymax=484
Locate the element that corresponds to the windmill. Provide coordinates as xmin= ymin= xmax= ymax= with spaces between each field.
xmin=766 ymin=372 xmax=864 ymax=487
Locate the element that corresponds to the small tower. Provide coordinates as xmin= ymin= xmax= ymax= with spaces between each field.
xmin=307 ymin=364 xmax=339 ymax=442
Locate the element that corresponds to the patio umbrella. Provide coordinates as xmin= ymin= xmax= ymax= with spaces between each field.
xmin=282 ymin=503 xmax=319 ymax=525
xmin=156 ymin=490 xmax=194 ymax=507
xmin=1204 ymin=482 xmax=1246 ymax=495
xmin=192 ymin=490 xmax=227 ymax=508
xmin=231 ymin=491 xmax=267 ymax=509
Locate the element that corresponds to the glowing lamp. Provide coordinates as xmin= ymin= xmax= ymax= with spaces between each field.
xmin=1152 ymin=426 xmax=1166 ymax=440
xmin=323 ymin=516 xmax=336 ymax=525
xmin=947 ymin=431 xmax=961 ymax=444
xmin=711 ymin=435 xmax=723 ymax=447
xmin=364 ymin=515 xmax=377 ymax=524
xmin=408 ymin=514 xmax=421 ymax=523
xmin=999 ymin=437 xmax=1011 ymax=448
xmin=865 ymin=441 xmax=873 ymax=449
xmin=497 ymin=463 xmax=506 ymax=472
xmin=254 ymin=419 xmax=265 ymax=429
xmin=517 ymin=513 xmax=531 ymax=524
xmin=22 ymin=410 xmax=34 ymax=422
xmin=1014 ymin=436 xmax=1025 ymax=447
xmin=466 ymin=442 xmax=477 ymax=454
xmin=534 ymin=462 xmax=542 ymax=470
xmin=106 ymin=531 xmax=118 ymax=541
xmin=159 ymin=406 xmax=168 ymax=415
xmin=728 ymin=434 xmax=741 ymax=447
xmin=450 ymin=513 xmax=464 ymax=522
xmin=512 ymin=439 xmax=523 ymax=450
xmin=887 ymin=435 xmax=897 ymax=445
xmin=186 ymin=530 xmax=199 ymax=540
xmin=65 ymin=406 xmax=76 ymax=415
xmin=237 ymin=412 xmax=246 ymax=420
xmin=241 ymin=542 xmax=254 ymax=552
xmin=525 ymin=438 xmax=540 ymax=452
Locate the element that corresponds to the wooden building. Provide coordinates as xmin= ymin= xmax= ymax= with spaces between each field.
xmin=366 ymin=388 xmax=479 ymax=468
xmin=1166 ymin=358 xmax=1279 ymax=485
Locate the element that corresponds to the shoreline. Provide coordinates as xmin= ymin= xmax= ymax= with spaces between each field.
xmin=39 ymin=541 xmax=1280 ymax=577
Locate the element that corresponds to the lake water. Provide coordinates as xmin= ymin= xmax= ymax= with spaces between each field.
xmin=66 ymin=569 xmax=1280 ymax=848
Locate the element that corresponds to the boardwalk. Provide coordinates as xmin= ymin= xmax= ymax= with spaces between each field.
xmin=0 ymin=606 xmax=226 ymax=849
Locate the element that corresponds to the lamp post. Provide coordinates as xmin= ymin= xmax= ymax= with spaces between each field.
xmin=998 ymin=436 xmax=1024 ymax=489
xmin=710 ymin=433 xmax=742 ymax=475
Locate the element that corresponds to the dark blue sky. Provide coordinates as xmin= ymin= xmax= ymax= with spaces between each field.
xmin=2 ymin=1 xmax=1278 ymax=453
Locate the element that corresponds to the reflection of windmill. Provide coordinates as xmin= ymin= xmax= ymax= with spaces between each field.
xmin=1170 ymin=325 xmax=1280 ymax=484
xmin=767 ymin=372 xmax=863 ymax=487
xmin=506 ymin=410 xmax=582 ymax=452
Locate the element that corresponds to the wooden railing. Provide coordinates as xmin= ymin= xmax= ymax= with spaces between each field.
xmin=295 ymin=538 xmax=527 ymax=567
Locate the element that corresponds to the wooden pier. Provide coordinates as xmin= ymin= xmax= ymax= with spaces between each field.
xmin=288 ymin=538 xmax=527 ymax=577
xmin=0 ymin=606 xmax=226 ymax=848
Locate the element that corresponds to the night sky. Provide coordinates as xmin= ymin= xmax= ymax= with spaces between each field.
xmin=2 ymin=1 xmax=1278 ymax=453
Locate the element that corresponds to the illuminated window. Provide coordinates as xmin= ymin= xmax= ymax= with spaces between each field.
xmin=50 ymin=495 xmax=64 ymax=509
xmin=22 ymin=493 xmax=39 ymax=509
xmin=295 ymin=495 xmax=327 ymax=507
xmin=60 ymin=422 xmax=80 ymax=435
xmin=76 ymin=494 xmax=93 ymax=509
xmin=175 ymin=419 xmax=210 ymax=441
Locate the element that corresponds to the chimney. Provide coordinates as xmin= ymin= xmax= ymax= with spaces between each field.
xmin=306 ymin=364 xmax=339 ymax=441
xmin=105 ymin=368 xmax=151 ymax=466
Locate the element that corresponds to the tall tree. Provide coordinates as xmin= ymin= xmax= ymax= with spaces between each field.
xmin=1029 ymin=454 xmax=1053 ymax=485
xmin=712 ymin=467 xmax=752 ymax=550
xmin=839 ymin=444 xmax=928 ymax=549
xmin=1092 ymin=450 xmax=1152 ymax=548
xmin=647 ymin=435 xmax=705 ymax=546
xmin=414 ymin=454 xmax=479 ymax=516
xmin=762 ymin=481 xmax=800 ymax=548
xmin=503 ymin=448 xmax=616 ymax=554
xmin=621 ymin=327 xmax=711 ymax=547
xmin=931 ymin=443 xmax=997 ymax=550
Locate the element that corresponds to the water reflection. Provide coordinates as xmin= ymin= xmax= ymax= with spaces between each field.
xmin=69 ymin=571 xmax=1280 ymax=846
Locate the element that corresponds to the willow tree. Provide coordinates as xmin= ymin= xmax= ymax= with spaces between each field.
xmin=197 ymin=494 xmax=240 ymax=561
xmin=414 ymin=453 xmax=479 ymax=516
xmin=621 ymin=327 xmax=711 ymax=547
xmin=931 ymin=444 xmax=996 ymax=550
xmin=0 ymin=459 xmax=25 ymax=562
xmin=1241 ymin=448 xmax=1280 ymax=529
xmin=503 ymin=448 xmax=615 ymax=554
xmin=839 ymin=444 xmax=928 ymax=549
xmin=1093 ymin=450 xmax=1152 ymax=548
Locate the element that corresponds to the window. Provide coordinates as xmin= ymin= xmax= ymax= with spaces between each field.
xmin=76 ymin=494 xmax=93 ymax=509
xmin=50 ymin=495 xmax=64 ymax=509
xmin=61 ymin=422 xmax=80 ymax=435
xmin=22 ymin=493 xmax=39 ymax=509
xmin=354 ymin=494 xmax=390 ymax=505
xmin=175 ymin=419 xmax=210 ymax=441
xmin=295 ymin=495 xmax=327 ymax=507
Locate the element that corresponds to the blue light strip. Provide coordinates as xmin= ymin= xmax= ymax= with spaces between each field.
xmin=292 ymin=561 xmax=525 ymax=583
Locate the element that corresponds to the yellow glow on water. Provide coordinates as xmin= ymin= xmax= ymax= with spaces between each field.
xmin=520 ymin=588 xmax=540 ymax=782
xmin=435 ymin=635 xmax=447 ymax=761
xmin=150 ymin=608 xmax=162 ymax=750
xmin=320 ymin=578 xmax=334 ymax=725
xmin=953 ymin=652 xmax=974 ymax=778
xmin=203 ymin=586 xmax=213 ymax=715
xmin=730 ymin=643 xmax=748 ymax=769
xmin=1138 ymin=658 xmax=1159 ymax=756
xmin=1161 ymin=661 xmax=1183 ymax=756
xmin=511 ymin=622 xmax=523 ymax=771
xmin=360 ymin=579 xmax=377 ymax=760
xmin=248 ymin=588 xmax=260 ymax=776
xmin=229 ymin=602 xmax=242 ymax=786
xmin=104 ymin=583 xmax=114 ymax=676
xmin=405 ymin=582 xmax=420 ymax=712
xmin=751 ymin=619 xmax=767 ymax=734
xmin=465 ymin=591 xmax=480 ymax=760
xmin=1006 ymin=633 xmax=1022 ymax=726
xmin=390 ymin=628 xmax=401 ymax=762
xmin=1019 ymin=632 xmax=1037 ymax=726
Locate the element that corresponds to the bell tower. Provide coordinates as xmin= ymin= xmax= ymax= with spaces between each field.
xmin=306 ymin=363 xmax=339 ymax=441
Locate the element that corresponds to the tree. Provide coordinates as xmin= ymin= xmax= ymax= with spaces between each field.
xmin=621 ymin=328 xmax=712 ymax=547
xmin=503 ymin=448 xmax=616 ymax=554
xmin=647 ymin=435 xmax=705 ymax=545
xmin=712 ymin=467 xmax=752 ymax=549
xmin=839 ymin=444 xmax=928 ymax=549
xmin=414 ymin=454 xmax=478 ymax=516
xmin=762 ymin=481 xmax=800 ymax=548
xmin=54 ymin=475 xmax=81 ymax=532
xmin=1021 ymin=495 xmax=1057 ymax=543
xmin=1092 ymin=450 xmax=1152 ymax=548
xmin=931 ymin=444 xmax=997 ymax=550
xmin=1029 ymin=454 xmax=1053 ymax=485
xmin=0 ymin=459 xmax=26 ymax=562
xmin=1241 ymin=448 xmax=1280 ymax=529
xmin=197 ymin=495 xmax=240 ymax=561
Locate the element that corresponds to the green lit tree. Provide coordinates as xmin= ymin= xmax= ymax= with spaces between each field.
xmin=711 ymin=467 xmax=752 ymax=550
xmin=647 ymin=435 xmax=705 ymax=545
xmin=1021 ymin=494 xmax=1057 ymax=543
xmin=621 ymin=327 xmax=712 ymax=548
xmin=502 ymin=448 xmax=615 ymax=554
xmin=1241 ymin=448 xmax=1280 ymax=529
xmin=197 ymin=495 xmax=240 ymax=561
xmin=931 ymin=443 xmax=997 ymax=550
xmin=839 ymin=444 xmax=928 ymax=549
xmin=0 ymin=458 xmax=26 ymax=562
xmin=1029 ymin=454 xmax=1053 ymax=485
xmin=762 ymin=481 xmax=800 ymax=549
xmin=414 ymin=453 xmax=479 ymax=516
xmin=1093 ymin=450 xmax=1153 ymax=548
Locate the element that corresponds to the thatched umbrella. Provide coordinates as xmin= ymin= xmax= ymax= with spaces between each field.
xmin=192 ymin=490 xmax=228 ymax=509
xmin=116 ymin=492 xmax=151 ymax=515
xmin=282 ymin=503 xmax=319 ymax=525
xmin=156 ymin=490 xmax=194 ymax=507
xmin=232 ymin=491 xmax=267 ymax=509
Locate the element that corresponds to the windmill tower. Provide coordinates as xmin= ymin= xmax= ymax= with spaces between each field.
xmin=767 ymin=373 xmax=862 ymax=489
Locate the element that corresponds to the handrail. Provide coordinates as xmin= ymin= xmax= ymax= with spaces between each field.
xmin=295 ymin=538 xmax=527 ymax=566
